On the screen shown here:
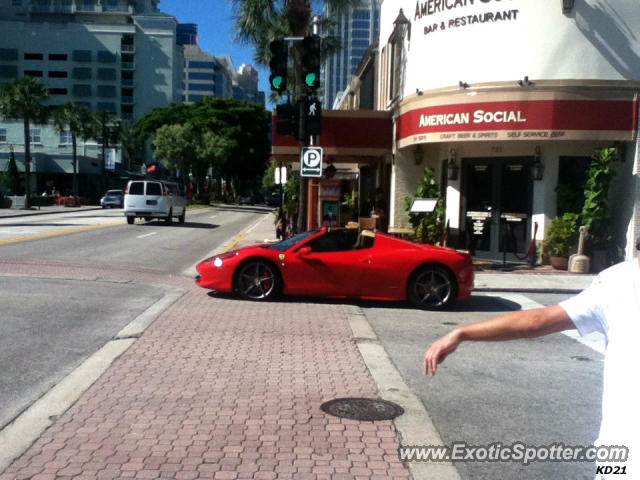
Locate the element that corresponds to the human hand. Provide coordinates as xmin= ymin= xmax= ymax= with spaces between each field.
xmin=424 ymin=330 xmax=462 ymax=376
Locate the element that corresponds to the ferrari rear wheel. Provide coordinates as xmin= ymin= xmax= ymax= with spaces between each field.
xmin=234 ymin=260 xmax=280 ymax=300
xmin=408 ymin=266 xmax=455 ymax=309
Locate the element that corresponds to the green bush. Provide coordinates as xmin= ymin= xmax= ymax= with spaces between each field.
xmin=543 ymin=213 xmax=580 ymax=257
xmin=29 ymin=195 xmax=57 ymax=207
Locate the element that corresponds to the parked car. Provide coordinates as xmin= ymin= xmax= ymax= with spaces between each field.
xmin=124 ymin=180 xmax=187 ymax=224
xmin=100 ymin=189 xmax=124 ymax=208
xmin=196 ymin=227 xmax=474 ymax=309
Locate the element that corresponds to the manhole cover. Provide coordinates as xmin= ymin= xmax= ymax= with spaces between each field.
xmin=320 ymin=398 xmax=404 ymax=421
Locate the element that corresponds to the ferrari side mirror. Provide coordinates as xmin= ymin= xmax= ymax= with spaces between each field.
xmin=297 ymin=246 xmax=312 ymax=256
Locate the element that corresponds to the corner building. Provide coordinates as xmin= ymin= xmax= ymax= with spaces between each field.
xmin=379 ymin=0 xmax=640 ymax=262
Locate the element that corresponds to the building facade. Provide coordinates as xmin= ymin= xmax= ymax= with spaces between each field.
xmin=0 ymin=0 xmax=184 ymax=197
xmin=377 ymin=0 xmax=640 ymax=262
xmin=323 ymin=0 xmax=380 ymax=109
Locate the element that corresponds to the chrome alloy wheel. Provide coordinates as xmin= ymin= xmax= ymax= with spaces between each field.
xmin=409 ymin=266 xmax=454 ymax=309
xmin=235 ymin=261 xmax=278 ymax=300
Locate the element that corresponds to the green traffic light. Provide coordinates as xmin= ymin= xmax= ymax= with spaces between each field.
xmin=272 ymin=76 xmax=283 ymax=89
xmin=305 ymin=73 xmax=316 ymax=87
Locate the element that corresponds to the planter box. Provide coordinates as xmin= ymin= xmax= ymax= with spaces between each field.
xmin=551 ymin=256 xmax=568 ymax=270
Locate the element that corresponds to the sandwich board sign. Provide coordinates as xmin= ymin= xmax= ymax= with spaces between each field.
xmin=301 ymin=146 xmax=323 ymax=177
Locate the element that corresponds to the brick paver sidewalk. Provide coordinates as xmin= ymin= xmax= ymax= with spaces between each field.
xmin=0 ymin=258 xmax=411 ymax=479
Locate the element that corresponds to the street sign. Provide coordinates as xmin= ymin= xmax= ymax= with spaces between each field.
xmin=301 ymin=146 xmax=323 ymax=177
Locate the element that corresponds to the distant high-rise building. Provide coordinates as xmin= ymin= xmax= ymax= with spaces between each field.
xmin=0 ymin=0 xmax=184 ymax=193
xmin=177 ymin=23 xmax=198 ymax=46
xmin=183 ymin=45 xmax=233 ymax=102
xmin=233 ymin=64 xmax=265 ymax=105
xmin=183 ymin=46 xmax=264 ymax=106
xmin=323 ymin=0 xmax=379 ymax=109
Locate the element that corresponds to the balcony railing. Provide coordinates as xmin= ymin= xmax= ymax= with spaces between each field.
xmin=121 ymin=62 xmax=135 ymax=70
xmin=121 ymin=96 xmax=134 ymax=104
xmin=121 ymin=44 xmax=135 ymax=53
xmin=121 ymin=78 xmax=134 ymax=86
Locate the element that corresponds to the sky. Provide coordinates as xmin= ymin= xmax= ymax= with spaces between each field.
xmin=159 ymin=0 xmax=271 ymax=103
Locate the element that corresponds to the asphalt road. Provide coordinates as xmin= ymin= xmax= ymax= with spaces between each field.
xmin=0 ymin=206 xmax=267 ymax=432
xmin=361 ymin=293 xmax=604 ymax=480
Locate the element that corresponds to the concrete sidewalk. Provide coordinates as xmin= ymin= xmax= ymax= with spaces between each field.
xmin=0 ymin=212 xmax=594 ymax=480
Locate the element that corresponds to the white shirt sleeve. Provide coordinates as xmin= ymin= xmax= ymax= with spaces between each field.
xmin=559 ymin=279 xmax=608 ymax=336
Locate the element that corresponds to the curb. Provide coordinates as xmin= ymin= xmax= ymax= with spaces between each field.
xmin=0 ymin=207 xmax=102 ymax=219
xmin=344 ymin=304 xmax=461 ymax=480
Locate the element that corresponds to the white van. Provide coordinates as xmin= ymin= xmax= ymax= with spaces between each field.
xmin=124 ymin=180 xmax=187 ymax=225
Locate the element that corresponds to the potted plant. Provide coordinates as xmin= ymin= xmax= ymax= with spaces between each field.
xmin=543 ymin=213 xmax=580 ymax=270
xmin=580 ymin=147 xmax=617 ymax=271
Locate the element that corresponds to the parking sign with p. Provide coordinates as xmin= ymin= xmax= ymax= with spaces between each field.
xmin=301 ymin=146 xmax=323 ymax=177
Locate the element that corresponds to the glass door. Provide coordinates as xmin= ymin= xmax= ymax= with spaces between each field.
xmin=462 ymin=158 xmax=533 ymax=261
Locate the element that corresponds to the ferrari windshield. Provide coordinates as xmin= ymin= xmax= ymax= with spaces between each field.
xmin=269 ymin=230 xmax=319 ymax=251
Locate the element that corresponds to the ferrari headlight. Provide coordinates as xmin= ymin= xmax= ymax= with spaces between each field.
xmin=213 ymin=257 xmax=223 ymax=268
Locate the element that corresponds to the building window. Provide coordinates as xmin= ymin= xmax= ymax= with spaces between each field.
xmin=0 ymin=65 xmax=18 ymax=78
xmin=48 ymin=88 xmax=68 ymax=95
xmin=24 ymin=70 xmax=43 ymax=77
xmin=72 ymin=67 xmax=92 ymax=80
xmin=97 ymin=102 xmax=117 ymax=113
xmin=72 ymin=50 xmax=92 ymax=62
xmin=12 ymin=0 xmax=22 ymax=5
xmin=97 ymin=85 xmax=116 ymax=97
xmin=73 ymin=84 xmax=92 ymax=97
xmin=97 ymin=68 xmax=117 ymax=81
xmin=188 ymin=83 xmax=214 ymax=91
xmin=30 ymin=129 xmax=41 ymax=144
xmin=188 ymin=94 xmax=204 ymax=101
xmin=59 ymin=130 xmax=72 ymax=145
xmin=48 ymin=71 xmax=68 ymax=78
xmin=97 ymin=50 xmax=117 ymax=63
xmin=188 ymin=61 xmax=215 ymax=69
xmin=0 ymin=129 xmax=6 ymax=143
xmin=48 ymin=53 xmax=67 ymax=61
xmin=0 ymin=49 xmax=18 ymax=61
xmin=188 ymin=72 xmax=215 ymax=80
xmin=24 ymin=53 xmax=43 ymax=60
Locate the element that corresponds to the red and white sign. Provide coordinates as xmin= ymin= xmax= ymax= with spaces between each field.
xmin=396 ymin=99 xmax=638 ymax=145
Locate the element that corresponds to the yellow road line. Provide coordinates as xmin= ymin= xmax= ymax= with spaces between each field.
xmin=221 ymin=232 xmax=248 ymax=253
xmin=0 ymin=221 xmax=126 ymax=246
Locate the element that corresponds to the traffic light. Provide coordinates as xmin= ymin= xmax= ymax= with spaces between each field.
xmin=305 ymin=98 xmax=322 ymax=136
xmin=275 ymin=103 xmax=297 ymax=137
xmin=269 ymin=39 xmax=288 ymax=93
xmin=300 ymin=35 xmax=321 ymax=90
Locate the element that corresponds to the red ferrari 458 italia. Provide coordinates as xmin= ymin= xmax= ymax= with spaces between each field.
xmin=196 ymin=227 xmax=474 ymax=309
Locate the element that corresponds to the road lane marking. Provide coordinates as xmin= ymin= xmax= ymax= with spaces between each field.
xmin=0 ymin=221 xmax=126 ymax=246
xmin=136 ymin=232 xmax=157 ymax=239
xmin=209 ymin=215 xmax=217 ymax=219
xmin=485 ymin=292 xmax=605 ymax=355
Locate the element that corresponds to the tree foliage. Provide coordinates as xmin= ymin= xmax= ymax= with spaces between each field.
xmin=137 ymin=97 xmax=271 ymax=198
xmin=0 ymin=76 xmax=49 ymax=208
xmin=404 ymin=168 xmax=446 ymax=244
xmin=53 ymin=102 xmax=94 ymax=200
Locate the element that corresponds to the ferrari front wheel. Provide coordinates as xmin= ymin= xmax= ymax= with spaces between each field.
xmin=408 ymin=266 xmax=456 ymax=309
xmin=234 ymin=260 xmax=280 ymax=300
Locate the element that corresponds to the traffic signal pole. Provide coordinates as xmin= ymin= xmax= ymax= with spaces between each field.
xmin=269 ymin=25 xmax=322 ymax=233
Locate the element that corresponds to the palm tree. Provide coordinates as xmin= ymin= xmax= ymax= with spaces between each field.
xmin=53 ymin=102 xmax=94 ymax=204
xmin=233 ymin=0 xmax=359 ymax=232
xmin=94 ymin=110 xmax=121 ymax=190
xmin=0 ymin=76 xmax=49 ymax=209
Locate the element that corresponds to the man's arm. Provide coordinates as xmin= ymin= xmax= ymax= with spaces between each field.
xmin=424 ymin=305 xmax=576 ymax=376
